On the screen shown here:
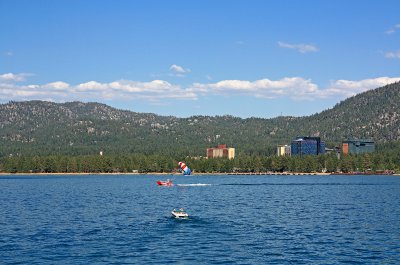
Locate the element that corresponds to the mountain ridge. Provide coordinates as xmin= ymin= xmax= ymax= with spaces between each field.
xmin=1 ymin=82 xmax=399 ymax=157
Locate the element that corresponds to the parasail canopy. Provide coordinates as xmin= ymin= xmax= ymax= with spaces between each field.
xmin=178 ymin=161 xmax=191 ymax=175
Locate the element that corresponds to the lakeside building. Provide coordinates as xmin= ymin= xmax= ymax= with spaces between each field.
xmin=342 ymin=139 xmax=375 ymax=154
xmin=325 ymin=146 xmax=342 ymax=159
xmin=277 ymin=145 xmax=291 ymax=156
xmin=291 ymin=137 xmax=325 ymax=156
xmin=207 ymin=144 xmax=235 ymax=159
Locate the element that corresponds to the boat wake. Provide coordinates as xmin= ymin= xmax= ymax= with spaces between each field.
xmin=176 ymin=183 xmax=212 ymax=187
xmin=220 ymin=183 xmax=383 ymax=186
xmin=174 ymin=182 xmax=380 ymax=187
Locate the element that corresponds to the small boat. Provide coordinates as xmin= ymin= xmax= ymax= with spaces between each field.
xmin=171 ymin=208 xmax=189 ymax=218
xmin=156 ymin=179 xmax=173 ymax=186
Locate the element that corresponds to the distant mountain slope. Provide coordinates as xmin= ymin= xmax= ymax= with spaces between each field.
xmin=301 ymin=81 xmax=400 ymax=142
xmin=0 ymin=82 xmax=399 ymax=157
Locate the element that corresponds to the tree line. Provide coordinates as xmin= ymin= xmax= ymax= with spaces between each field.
xmin=1 ymin=151 xmax=399 ymax=174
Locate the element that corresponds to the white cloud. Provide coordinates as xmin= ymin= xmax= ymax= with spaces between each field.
xmin=190 ymin=77 xmax=318 ymax=99
xmin=77 ymin=81 xmax=108 ymax=91
xmin=278 ymin=41 xmax=319 ymax=53
xmin=43 ymin=81 xmax=70 ymax=90
xmin=319 ymin=77 xmax=400 ymax=98
xmin=386 ymin=29 xmax=395 ymax=35
xmin=0 ymin=82 xmax=69 ymax=99
xmin=0 ymin=73 xmax=32 ymax=82
xmin=385 ymin=23 xmax=400 ymax=35
xmin=169 ymin=64 xmax=190 ymax=77
xmin=73 ymin=79 xmax=197 ymax=100
xmin=384 ymin=50 xmax=400 ymax=59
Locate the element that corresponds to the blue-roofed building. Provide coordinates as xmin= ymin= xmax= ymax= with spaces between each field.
xmin=291 ymin=137 xmax=325 ymax=156
xmin=342 ymin=139 xmax=375 ymax=155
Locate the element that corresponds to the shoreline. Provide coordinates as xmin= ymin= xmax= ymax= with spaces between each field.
xmin=0 ymin=172 xmax=398 ymax=176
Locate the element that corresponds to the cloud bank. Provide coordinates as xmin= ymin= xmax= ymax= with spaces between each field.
xmin=0 ymin=77 xmax=197 ymax=102
xmin=1 ymin=73 xmax=399 ymax=104
xmin=320 ymin=77 xmax=400 ymax=98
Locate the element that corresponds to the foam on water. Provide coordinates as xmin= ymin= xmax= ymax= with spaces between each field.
xmin=176 ymin=183 xmax=212 ymax=186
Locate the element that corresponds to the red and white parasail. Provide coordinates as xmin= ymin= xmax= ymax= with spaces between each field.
xmin=178 ymin=162 xmax=191 ymax=175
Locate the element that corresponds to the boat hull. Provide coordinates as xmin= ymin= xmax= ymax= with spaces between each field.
xmin=157 ymin=180 xmax=173 ymax=186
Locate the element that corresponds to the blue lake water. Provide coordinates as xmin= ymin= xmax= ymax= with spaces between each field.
xmin=1 ymin=174 xmax=399 ymax=264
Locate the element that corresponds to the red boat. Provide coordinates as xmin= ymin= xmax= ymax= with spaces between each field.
xmin=156 ymin=179 xmax=174 ymax=186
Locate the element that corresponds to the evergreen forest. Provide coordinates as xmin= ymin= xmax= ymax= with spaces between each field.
xmin=1 ymin=82 xmax=400 ymax=174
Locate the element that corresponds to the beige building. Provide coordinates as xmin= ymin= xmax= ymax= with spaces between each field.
xmin=207 ymin=144 xmax=235 ymax=159
xmin=277 ymin=145 xmax=291 ymax=156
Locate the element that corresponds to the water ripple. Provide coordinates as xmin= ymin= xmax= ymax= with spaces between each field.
xmin=0 ymin=174 xmax=399 ymax=264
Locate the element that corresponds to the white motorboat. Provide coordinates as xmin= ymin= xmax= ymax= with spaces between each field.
xmin=171 ymin=208 xmax=189 ymax=218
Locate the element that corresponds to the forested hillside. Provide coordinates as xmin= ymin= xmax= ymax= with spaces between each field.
xmin=0 ymin=82 xmax=399 ymax=158
xmin=300 ymin=82 xmax=400 ymax=142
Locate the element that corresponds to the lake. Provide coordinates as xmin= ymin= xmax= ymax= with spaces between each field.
xmin=1 ymin=174 xmax=399 ymax=264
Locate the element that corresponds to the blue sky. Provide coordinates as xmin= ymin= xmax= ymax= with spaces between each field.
xmin=1 ymin=0 xmax=399 ymax=118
